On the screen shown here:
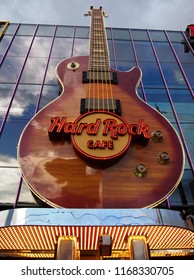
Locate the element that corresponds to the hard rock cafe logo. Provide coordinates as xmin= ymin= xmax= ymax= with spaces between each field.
xmin=48 ymin=111 xmax=150 ymax=162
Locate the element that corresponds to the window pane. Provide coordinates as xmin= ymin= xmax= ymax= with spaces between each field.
xmin=116 ymin=60 xmax=136 ymax=71
xmin=167 ymin=31 xmax=184 ymax=43
xmin=73 ymin=39 xmax=89 ymax=56
xmin=0 ymin=121 xmax=27 ymax=159
xmin=170 ymin=89 xmax=194 ymax=123
xmin=6 ymin=36 xmax=32 ymax=57
xmin=182 ymin=123 xmax=194 ymax=165
xmin=153 ymin=42 xmax=176 ymax=62
xmin=113 ymin=28 xmax=130 ymax=40
xmin=131 ymin=29 xmax=149 ymax=41
xmin=114 ymin=40 xmax=135 ymax=61
xmin=17 ymin=24 xmax=37 ymax=36
xmin=0 ymin=167 xmax=20 ymax=204
xmin=149 ymin=30 xmax=167 ymax=42
xmin=38 ymin=85 xmax=59 ymax=109
xmin=20 ymin=57 xmax=48 ymax=84
xmin=0 ymin=57 xmax=24 ymax=83
xmin=145 ymin=88 xmax=176 ymax=123
xmin=139 ymin=62 xmax=164 ymax=87
xmin=181 ymin=170 xmax=194 ymax=205
xmin=0 ymin=35 xmax=12 ymax=56
xmin=9 ymin=84 xmax=41 ymax=120
xmin=17 ymin=180 xmax=36 ymax=204
xmin=29 ymin=37 xmax=53 ymax=57
xmin=4 ymin=23 xmax=18 ymax=35
xmin=106 ymin=28 xmax=112 ymax=40
xmin=160 ymin=62 xmax=187 ymax=88
xmin=45 ymin=58 xmax=61 ymax=85
xmin=0 ymin=84 xmax=15 ymax=123
xmin=134 ymin=41 xmax=155 ymax=61
xmin=56 ymin=26 xmax=74 ymax=37
xmin=36 ymin=25 xmax=55 ymax=37
xmin=75 ymin=27 xmax=89 ymax=38
xmin=170 ymin=89 xmax=193 ymax=103
xmin=172 ymin=42 xmax=194 ymax=63
xmin=51 ymin=38 xmax=73 ymax=58
xmin=182 ymin=64 xmax=194 ymax=88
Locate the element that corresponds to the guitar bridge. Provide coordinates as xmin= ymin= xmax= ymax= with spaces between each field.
xmin=80 ymin=98 xmax=121 ymax=115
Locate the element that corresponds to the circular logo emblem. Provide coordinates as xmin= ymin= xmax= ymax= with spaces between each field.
xmin=72 ymin=111 xmax=132 ymax=162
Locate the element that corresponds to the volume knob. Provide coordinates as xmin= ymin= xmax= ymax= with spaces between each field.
xmin=134 ymin=163 xmax=147 ymax=178
xmin=152 ymin=130 xmax=163 ymax=143
xmin=158 ymin=152 xmax=170 ymax=165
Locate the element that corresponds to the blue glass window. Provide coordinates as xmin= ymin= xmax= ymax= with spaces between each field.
xmin=112 ymin=28 xmax=130 ymax=40
xmin=51 ymin=38 xmax=73 ymax=58
xmin=29 ymin=37 xmax=53 ymax=58
xmin=0 ymin=35 xmax=12 ymax=57
xmin=20 ymin=57 xmax=48 ymax=84
xmin=139 ymin=62 xmax=164 ymax=88
xmin=114 ymin=40 xmax=135 ymax=61
xmin=149 ymin=30 xmax=167 ymax=42
xmin=0 ymin=167 xmax=20 ymax=204
xmin=36 ymin=25 xmax=56 ymax=37
xmin=131 ymin=29 xmax=149 ymax=41
xmin=6 ymin=36 xmax=32 ymax=57
xmin=160 ymin=62 xmax=187 ymax=88
xmin=0 ymin=57 xmax=24 ymax=83
xmin=73 ymin=39 xmax=89 ymax=56
xmin=153 ymin=41 xmax=176 ymax=62
xmin=56 ymin=26 xmax=74 ymax=38
xmin=4 ymin=23 xmax=18 ymax=35
xmin=134 ymin=41 xmax=156 ymax=61
xmin=38 ymin=85 xmax=59 ymax=110
xmin=45 ymin=58 xmax=61 ymax=85
xmin=145 ymin=88 xmax=176 ymax=123
xmin=182 ymin=123 xmax=194 ymax=166
xmin=75 ymin=27 xmax=89 ymax=38
xmin=16 ymin=24 xmax=37 ymax=36
xmin=9 ymin=84 xmax=41 ymax=121
xmin=0 ymin=84 xmax=15 ymax=125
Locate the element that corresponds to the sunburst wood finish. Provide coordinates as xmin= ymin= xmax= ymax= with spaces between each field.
xmin=18 ymin=8 xmax=184 ymax=208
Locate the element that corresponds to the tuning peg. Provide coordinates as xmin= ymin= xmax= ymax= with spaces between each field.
xmin=84 ymin=10 xmax=91 ymax=16
xmin=103 ymin=13 xmax=109 ymax=18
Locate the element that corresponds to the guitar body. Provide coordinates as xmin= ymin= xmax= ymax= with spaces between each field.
xmin=18 ymin=55 xmax=184 ymax=208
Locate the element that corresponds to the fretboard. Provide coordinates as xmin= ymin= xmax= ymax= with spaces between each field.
xmin=89 ymin=8 xmax=110 ymax=72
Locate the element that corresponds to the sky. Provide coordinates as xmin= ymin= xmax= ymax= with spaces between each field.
xmin=1 ymin=0 xmax=194 ymax=31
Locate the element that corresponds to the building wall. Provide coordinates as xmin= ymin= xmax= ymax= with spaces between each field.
xmin=0 ymin=23 xmax=193 ymax=209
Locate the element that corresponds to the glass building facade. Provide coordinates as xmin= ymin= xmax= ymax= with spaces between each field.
xmin=0 ymin=23 xmax=193 ymax=211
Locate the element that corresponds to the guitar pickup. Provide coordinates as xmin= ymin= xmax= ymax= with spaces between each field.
xmin=82 ymin=71 xmax=118 ymax=84
xmin=80 ymin=98 xmax=121 ymax=115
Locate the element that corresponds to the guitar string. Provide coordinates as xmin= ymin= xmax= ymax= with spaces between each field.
xmin=92 ymin=9 xmax=98 ymax=111
xmin=88 ymin=11 xmax=92 ymax=112
xmin=88 ymin=8 xmax=115 ymax=113
xmin=96 ymin=12 xmax=100 ymax=111
xmin=98 ymin=10 xmax=104 ymax=111
xmin=99 ymin=8 xmax=110 ymax=112
xmin=102 ymin=9 xmax=115 ymax=113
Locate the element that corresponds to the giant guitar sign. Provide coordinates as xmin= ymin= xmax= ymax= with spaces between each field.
xmin=18 ymin=7 xmax=184 ymax=208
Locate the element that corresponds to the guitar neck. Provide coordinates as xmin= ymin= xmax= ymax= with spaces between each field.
xmin=89 ymin=7 xmax=111 ymax=72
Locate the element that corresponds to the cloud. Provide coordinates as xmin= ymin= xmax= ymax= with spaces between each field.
xmin=1 ymin=0 xmax=193 ymax=30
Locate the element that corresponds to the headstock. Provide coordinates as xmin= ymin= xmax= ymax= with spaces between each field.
xmin=84 ymin=6 xmax=108 ymax=18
